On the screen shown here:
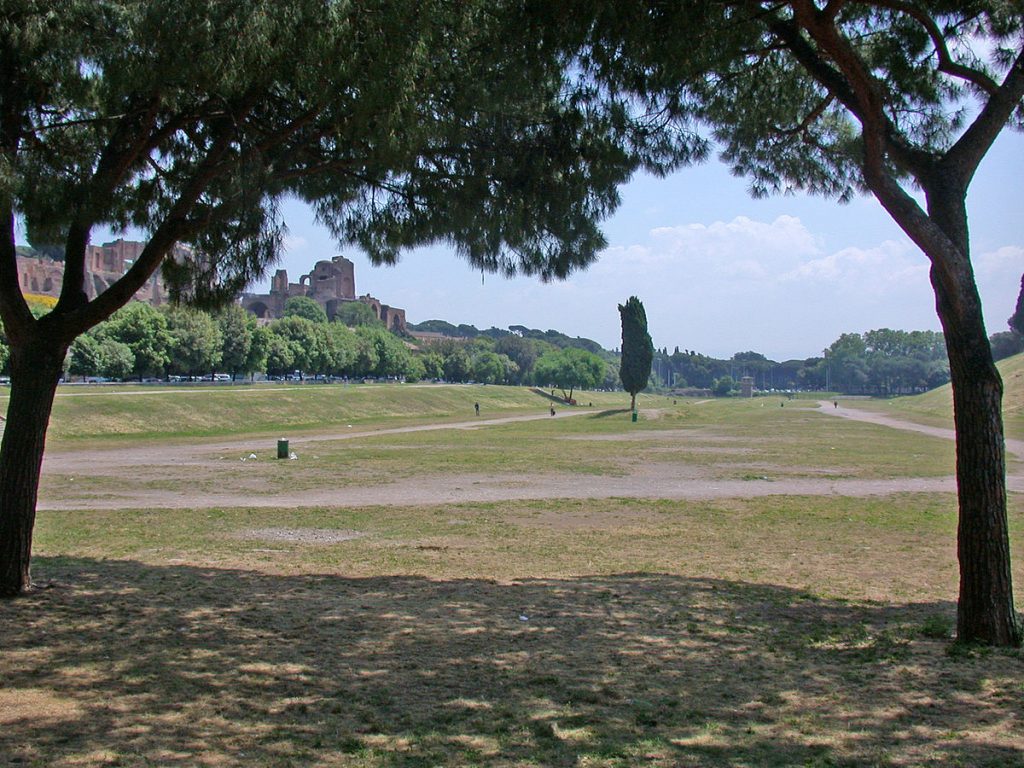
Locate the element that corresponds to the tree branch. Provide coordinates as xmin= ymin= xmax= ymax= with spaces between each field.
xmin=765 ymin=1 xmax=934 ymax=177
xmin=58 ymin=98 xmax=165 ymax=311
xmin=0 ymin=209 xmax=34 ymax=344
xmin=57 ymin=120 xmax=241 ymax=339
xmin=850 ymin=0 xmax=999 ymax=96
xmin=944 ymin=48 xmax=1024 ymax=184
xmin=771 ymin=94 xmax=835 ymax=135
xmin=821 ymin=0 xmax=847 ymax=21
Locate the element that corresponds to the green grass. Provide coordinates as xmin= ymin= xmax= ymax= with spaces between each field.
xmin=0 ymin=382 xmax=631 ymax=446
xmin=36 ymin=382 xmax=565 ymax=444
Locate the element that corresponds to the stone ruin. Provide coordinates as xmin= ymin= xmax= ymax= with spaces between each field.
xmin=240 ymin=255 xmax=406 ymax=333
xmin=17 ymin=238 xmax=169 ymax=305
xmin=17 ymin=242 xmax=406 ymax=334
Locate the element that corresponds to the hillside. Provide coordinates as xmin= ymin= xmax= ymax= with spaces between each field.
xmin=873 ymin=353 xmax=1023 ymax=439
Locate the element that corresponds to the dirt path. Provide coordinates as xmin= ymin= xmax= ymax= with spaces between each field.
xmin=39 ymin=469 xmax=978 ymax=512
xmin=37 ymin=403 xmax=1023 ymax=511
xmin=818 ymin=400 xmax=1024 ymax=460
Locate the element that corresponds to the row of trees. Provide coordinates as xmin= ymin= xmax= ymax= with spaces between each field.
xmin=650 ymin=292 xmax=1024 ymax=397
xmin=417 ymin=333 xmax=613 ymax=390
xmin=10 ymin=293 xmax=994 ymax=400
xmin=62 ymin=301 xmax=418 ymax=382
xmin=414 ymin=309 xmax=1023 ymax=400
xmin=44 ymin=298 xmax=615 ymax=392
xmin=649 ymin=329 xmax=952 ymax=396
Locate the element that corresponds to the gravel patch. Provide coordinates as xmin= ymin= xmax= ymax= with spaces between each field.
xmin=234 ymin=527 xmax=365 ymax=544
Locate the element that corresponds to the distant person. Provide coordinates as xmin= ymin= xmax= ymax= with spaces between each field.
xmin=550 ymin=405 xmax=556 ymax=417
xmin=474 ymin=402 xmax=480 ymax=416
xmin=833 ymin=400 xmax=838 ymax=409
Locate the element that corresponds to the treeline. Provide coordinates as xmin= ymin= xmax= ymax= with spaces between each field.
xmin=5 ymin=293 xmax=1020 ymax=395
xmin=0 ymin=298 xmax=614 ymax=389
xmin=408 ymin=319 xmax=606 ymax=355
xmin=63 ymin=300 xmax=421 ymax=382
xmin=408 ymin=320 xmax=616 ymax=389
xmin=650 ymin=329 xmax=952 ymax=395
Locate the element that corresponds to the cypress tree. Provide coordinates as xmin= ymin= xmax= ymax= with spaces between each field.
xmin=618 ymin=296 xmax=653 ymax=412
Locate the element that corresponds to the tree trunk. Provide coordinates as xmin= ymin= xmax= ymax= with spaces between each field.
xmin=630 ymin=391 xmax=636 ymax=411
xmin=0 ymin=337 xmax=66 ymax=596
xmin=927 ymin=185 xmax=1020 ymax=645
xmin=948 ymin=344 xmax=1018 ymax=645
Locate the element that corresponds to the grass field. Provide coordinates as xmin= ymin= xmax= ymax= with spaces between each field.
xmin=33 ymin=382 xmax=599 ymax=445
xmin=2 ymin=362 xmax=1023 ymax=767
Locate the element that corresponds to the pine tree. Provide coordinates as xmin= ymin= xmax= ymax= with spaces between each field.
xmin=0 ymin=0 xmax=668 ymax=595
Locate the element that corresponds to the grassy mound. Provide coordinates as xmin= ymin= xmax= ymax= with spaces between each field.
xmin=14 ymin=383 xmax=631 ymax=446
xmin=867 ymin=353 xmax=1024 ymax=436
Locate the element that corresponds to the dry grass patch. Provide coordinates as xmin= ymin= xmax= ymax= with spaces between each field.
xmin=5 ymin=493 xmax=1022 ymax=765
xmin=3 ymin=557 xmax=1022 ymax=767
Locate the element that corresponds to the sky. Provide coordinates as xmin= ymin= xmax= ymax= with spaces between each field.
xmin=263 ymin=127 xmax=1023 ymax=362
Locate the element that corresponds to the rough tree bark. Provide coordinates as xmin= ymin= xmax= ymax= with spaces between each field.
xmin=864 ymin=159 xmax=1020 ymax=645
xmin=0 ymin=334 xmax=68 ymax=595
xmin=925 ymin=184 xmax=1019 ymax=645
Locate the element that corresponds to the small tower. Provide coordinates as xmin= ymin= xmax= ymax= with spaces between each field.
xmin=271 ymin=269 xmax=289 ymax=295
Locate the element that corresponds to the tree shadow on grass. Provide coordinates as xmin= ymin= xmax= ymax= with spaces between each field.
xmin=2 ymin=558 xmax=1022 ymax=767
xmin=588 ymin=408 xmax=632 ymax=419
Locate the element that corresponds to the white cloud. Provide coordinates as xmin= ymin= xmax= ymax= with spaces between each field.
xmin=783 ymin=239 xmax=928 ymax=291
xmin=647 ymin=215 xmax=820 ymax=267
xmin=583 ymin=214 xmax=957 ymax=357
xmin=974 ymin=245 xmax=1023 ymax=331
xmin=593 ymin=215 xmax=824 ymax=295
xmin=976 ymin=245 xmax=1023 ymax=274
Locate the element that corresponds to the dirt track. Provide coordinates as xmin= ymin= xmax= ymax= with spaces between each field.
xmin=820 ymin=399 xmax=1024 ymax=458
xmin=37 ymin=402 xmax=1023 ymax=511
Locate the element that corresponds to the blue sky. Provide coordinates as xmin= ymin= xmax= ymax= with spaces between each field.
xmin=266 ymin=128 xmax=1023 ymax=362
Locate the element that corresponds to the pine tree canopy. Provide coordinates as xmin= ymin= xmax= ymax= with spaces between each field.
xmin=1 ymin=0 xmax=696 ymax=343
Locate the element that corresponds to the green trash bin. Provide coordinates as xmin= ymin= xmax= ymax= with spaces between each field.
xmin=631 ymin=410 xmax=638 ymax=423
xmin=277 ymin=438 xmax=289 ymax=459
